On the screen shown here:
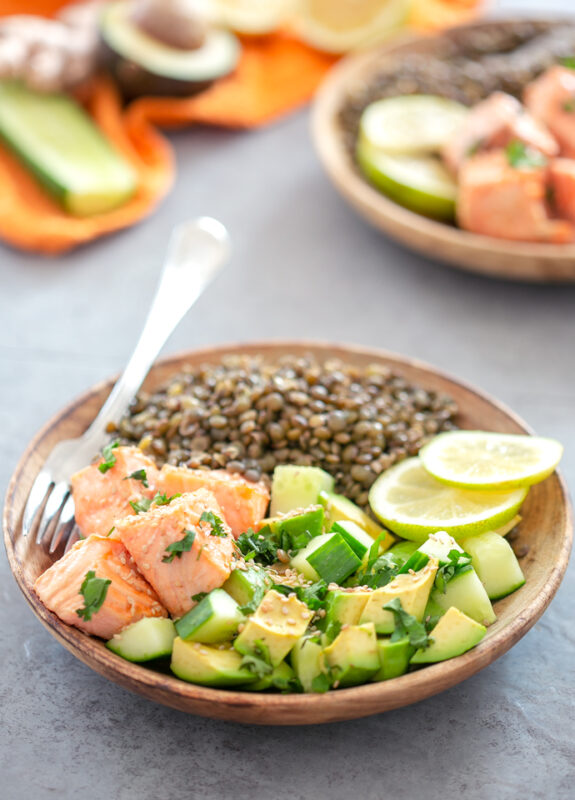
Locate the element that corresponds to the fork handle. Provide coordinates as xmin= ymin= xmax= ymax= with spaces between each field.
xmin=83 ymin=217 xmax=230 ymax=447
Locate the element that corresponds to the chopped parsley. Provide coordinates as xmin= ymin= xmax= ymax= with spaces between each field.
xmin=383 ymin=597 xmax=430 ymax=650
xmin=238 ymin=576 xmax=268 ymax=616
xmin=563 ymin=98 xmax=575 ymax=113
xmin=191 ymin=592 xmax=208 ymax=603
xmin=272 ymin=580 xmax=328 ymax=612
xmin=240 ymin=640 xmax=273 ymax=679
xmin=434 ymin=550 xmax=473 ymax=594
xmin=98 ymin=441 xmax=119 ymax=474
xmin=106 ymin=527 xmax=115 ymax=537
xmin=130 ymin=497 xmax=152 ymax=514
xmin=311 ymin=673 xmax=331 ymax=693
xmin=560 ymin=57 xmax=575 ymax=70
xmin=125 ymin=469 xmax=149 ymax=488
xmin=236 ymin=528 xmax=278 ymax=565
xmin=153 ymin=492 xmax=180 ymax=506
xmin=75 ymin=570 xmax=111 ymax=621
xmin=162 ymin=529 xmax=196 ymax=563
xmin=353 ymin=536 xmax=398 ymax=589
xmin=199 ymin=511 xmax=227 ymax=537
xmin=506 ymin=140 xmax=547 ymax=170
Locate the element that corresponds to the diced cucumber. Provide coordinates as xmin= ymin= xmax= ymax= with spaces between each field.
xmin=302 ymin=533 xmax=362 ymax=584
xmin=171 ymin=638 xmax=257 ymax=686
xmin=106 ymin=617 xmax=176 ymax=662
xmin=222 ymin=566 xmax=272 ymax=608
xmin=291 ymin=637 xmax=327 ymax=693
xmin=372 ymin=636 xmax=412 ymax=681
xmin=324 ymin=589 xmax=372 ymax=636
xmin=461 ymin=531 xmax=525 ymax=600
xmin=431 ymin=568 xmax=496 ymax=626
xmin=387 ymin=540 xmax=419 ymax=567
xmin=330 ymin=520 xmax=374 ymax=559
xmin=269 ymin=506 xmax=325 ymax=551
xmin=397 ymin=551 xmax=430 ymax=574
xmin=175 ymin=589 xmax=244 ymax=643
xmin=410 ymin=607 xmax=486 ymax=664
xmin=323 ymin=623 xmax=380 ymax=687
xmin=0 ymin=80 xmax=137 ymax=216
xmin=270 ymin=465 xmax=335 ymax=516
xmin=319 ymin=490 xmax=395 ymax=550
xmin=418 ymin=531 xmax=464 ymax=564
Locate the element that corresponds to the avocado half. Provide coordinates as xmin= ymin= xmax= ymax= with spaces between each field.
xmin=100 ymin=1 xmax=241 ymax=99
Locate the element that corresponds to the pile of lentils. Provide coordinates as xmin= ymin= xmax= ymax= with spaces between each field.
xmin=339 ymin=20 xmax=575 ymax=156
xmin=113 ymin=354 xmax=458 ymax=511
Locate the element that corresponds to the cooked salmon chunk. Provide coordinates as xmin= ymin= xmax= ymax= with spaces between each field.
xmin=525 ymin=66 xmax=575 ymax=157
xmin=550 ymin=158 xmax=575 ymax=221
xmin=442 ymin=92 xmax=558 ymax=174
xmin=34 ymin=535 xmax=167 ymax=639
xmin=157 ymin=466 xmax=270 ymax=538
xmin=115 ymin=489 xmax=235 ymax=618
xmin=71 ymin=446 xmax=160 ymax=538
xmin=457 ymin=150 xmax=574 ymax=243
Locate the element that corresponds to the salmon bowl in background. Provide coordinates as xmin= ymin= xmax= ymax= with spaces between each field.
xmin=312 ymin=17 xmax=575 ymax=282
xmin=3 ymin=341 xmax=572 ymax=724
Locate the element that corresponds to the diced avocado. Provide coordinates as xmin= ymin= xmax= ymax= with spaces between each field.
xmin=360 ymin=558 xmax=438 ymax=634
xmin=330 ymin=520 xmax=375 ymax=559
xmin=461 ymin=531 xmax=525 ymax=600
xmin=319 ymin=490 xmax=395 ymax=550
xmin=372 ymin=636 xmax=412 ymax=681
xmin=0 ymin=80 xmax=137 ymax=216
xmin=242 ymin=660 xmax=296 ymax=692
xmin=324 ymin=589 xmax=372 ymax=636
xmin=234 ymin=590 xmax=311 ymax=666
xmin=431 ymin=567 xmax=496 ymax=626
xmin=222 ymin=566 xmax=272 ymax=608
xmin=387 ymin=540 xmax=419 ymax=568
xmin=423 ymin=595 xmax=446 ymax=629
xmin=290 ymin=636 xmax=327 ymax=693
xmin=418 ymin=531 xmax=463 ymax=564
xmin=175 ymin=589 xmax=244 ymax=644
xmin=106 ymin=617 xmax=176 ymax=662
xmin=270 ymin=465 xmax=335 ymax=516
xmin=410 ymin=607 xmax=486 ymax=664
xmin=323 ymin=623 xmax=379 ymax=687
xmin=171 ymin=638 xmax=257 ymax=686
xmin=268 ymin=506 xmax=325 ymax=551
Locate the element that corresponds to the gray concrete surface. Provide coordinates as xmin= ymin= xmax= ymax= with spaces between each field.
xmin=1 ymin=2 xmax=574 ymax=798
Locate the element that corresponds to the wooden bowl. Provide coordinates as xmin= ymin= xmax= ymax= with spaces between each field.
xmin=3 ymin=341 xmax=572 ymax=724
xmin=312 ymin=18 xmax=575 ymax=282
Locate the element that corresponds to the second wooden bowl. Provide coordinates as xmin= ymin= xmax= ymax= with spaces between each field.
xmin=312 ymin=18 xmax=575 ymax=282
xmin=3 ymin=341 xmax=572 ymax=724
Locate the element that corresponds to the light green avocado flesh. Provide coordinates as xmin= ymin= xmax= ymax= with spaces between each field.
xmin=372 ymin=636 xmax=412 ymax=681
xmin=0 ymin=80 xmax=137 ymax=216
xmin=411 ymin=607 xmax=486 ymax=664
xmin=461 ymin=531 xmax=525 ymax=600
xmin=171 ymin=638 xmax=257 ymax=686
xmin=242 ymin=660 xmax=295 ymax=692
xmin=106 ymin=618 xmax=176 ymax=662
xmin=291 ymin=637 xmax=326 ymax=693
xmin=323 ymin=623 xmax=379 ymax=687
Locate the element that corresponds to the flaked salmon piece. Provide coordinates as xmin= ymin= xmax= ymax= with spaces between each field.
xmin=525 ymin=67 xmax=575 ymax=157
xmin=457 ymin=150 xmax=574 ymax=243
xmin=550 ymin=158 xmax=575 ymax=221
xmin=157 ymin=466 xmax=270 ymax=538
xmin=115 ymin=489 xmax=235 ymax=618
xmin=34 ymin=535 xmax=167 ymax=639
xmin=71 ymin=446 xmax=160 ymax=538
xmin=442 ymin=92 xmax=559 ymax=174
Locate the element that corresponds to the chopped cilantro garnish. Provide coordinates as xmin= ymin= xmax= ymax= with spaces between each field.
xmin=199 ymin=511 xmax=227 ymax=537
xmin=240 ymin=640 xmax=273 ymax=679
xmin=506 ymin=140 xmax=547 ymax=170
xmin=311 ymin=673 xmax=331 ymax=693
xmin=106 ymin=527 xmax=115 ymax=537
xmin=75 ymin=570 xmax=111 ymax=621
xmin=272 ymin=580 xmax=328 ymax=612
xmin=563 ymin=98 xmax=575 ymax=113
xmin=353 ymin=536 xmax=398 ymax=589
xmin=153 ymin=492 xmax=180 ymax=506
xmin=434 ymin=549 xmax=473 ymax=594
xmin=560 ymin=57 xmax=575 ymax=70
xmin=162 ymin=529 xmax=196 ymax=563
xmin=130 ymin=497 xmax=153 ymax=514
xmin=272 ymin=674 xmax=303 ymax=693
xmin=238 ymin=579 xmax=268 ymax=616
xmin=125 ymin=469 xmax=149 ymax=488
xmin=196 ymin=544 xmax=205 ymax=561
xmin=191 ymin=592 xmax=208 ymax=603
xmin=98 ymin=441 xmax=119 ymax=474
xmin=236 ymin=529 xmax=277 ymax=565
xmin=383 ymin=597 xmax=430 ymax=649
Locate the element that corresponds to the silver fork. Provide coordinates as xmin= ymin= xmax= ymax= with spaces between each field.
xmin=22 ymin=217 xmax=230 ymax=553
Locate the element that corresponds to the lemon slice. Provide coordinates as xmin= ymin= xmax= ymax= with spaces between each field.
xmin=420 ymin=431 xmax=564 ymax=491
xmin=369 ymin=457 xmax=528 ymax=543
xmin=291 ymin=0 xmax=411 ymax=54
xmin=213 ymin=0 xmax=295 ymax=34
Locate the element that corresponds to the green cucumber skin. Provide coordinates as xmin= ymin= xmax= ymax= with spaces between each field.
xmin=106 ymin=618 xmax=177 ymax=662
xmin=489 ymin=579 xmax=526 ymax=602
xmin=175 ymin=589 xmax=243 ymax=643
xmin=306 ymin=533 xmax=362 ymax=584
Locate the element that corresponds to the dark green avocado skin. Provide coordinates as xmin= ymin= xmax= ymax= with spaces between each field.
xmin=101 ymin=39 xmax=220 ymax=100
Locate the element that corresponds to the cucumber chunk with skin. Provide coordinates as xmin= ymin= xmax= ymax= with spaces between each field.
xmin=268 ymin=506 xmax=325 ymax=551
xmin=175 ymin=589 xmax=244 ymax=644
xmin=387 ymin=540 xmax=419 ymax=568
xmin=319 ymin=490 xmax=395 ymax=550
xmin=330 ymin=520 xmax=374 ymax=559
xmin=418 ymin=531 xmax=464 ymax=564
xmin=270 ymin=465 xmax=335 ymax=516
xmin=106 ymin=617 xmax=176 ymax=662
xmin=461 ymin=531 xmax=525 ymax=600
xmin=222 ymin=566 xmax=272 ymax=608
xmin=431 ymin=567 xmax=496 ymax=626
xmin=291 ymin=533 xmax=361 ymax=584
xmin=410 ymin=607 xmax=486 ymax=664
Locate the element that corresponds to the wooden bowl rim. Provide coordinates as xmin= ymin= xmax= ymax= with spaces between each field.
xmin=311 ymin=17 xmax=575 ymax=280
xmin=3 ymin=339 xmax=573 ymax=724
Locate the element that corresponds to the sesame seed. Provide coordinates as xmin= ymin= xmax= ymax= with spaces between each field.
xmin=286 ymin=619 xmax=297 ymax=626
xmin=333 ymin=680 xmax=340 ymax=689
xmin=301 ymin=611 xmax=311 ymax=620
xmin=281 ymin=606 xmax=290 ymax=616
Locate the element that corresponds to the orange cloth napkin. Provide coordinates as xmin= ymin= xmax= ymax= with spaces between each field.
xmin=0 ymin=1 xmax=481 ymax=255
